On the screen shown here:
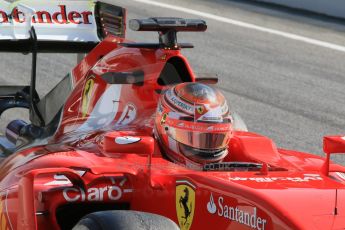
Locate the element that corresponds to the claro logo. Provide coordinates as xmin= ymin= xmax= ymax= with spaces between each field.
xmin=0 ymin=5 xmax=93 ymax=24
xmin=63 ymin=185 xmax=122 ymax=202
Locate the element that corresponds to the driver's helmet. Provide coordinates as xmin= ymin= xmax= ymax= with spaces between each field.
xmin=154 ymin=82 xmax=233 ymax=169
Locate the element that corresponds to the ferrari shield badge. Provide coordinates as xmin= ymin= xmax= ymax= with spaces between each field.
xmin=195 ymin=105 xmax=207 ymax=120
xmin=176 ymin=181 xmax=195 ymax=230
xmin=196 ymin=106 xmax=204 ymax=114
xmin=82 ymin=78 xmax=94 ymax=118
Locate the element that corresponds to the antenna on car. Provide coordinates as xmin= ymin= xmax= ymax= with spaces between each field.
xmin=121 ymin=17 xmax=207 ymax=50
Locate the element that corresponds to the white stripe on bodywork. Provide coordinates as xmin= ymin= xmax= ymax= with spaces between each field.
xmin=44 ymin=180 xmax=72 ymax=186
xmin=77 ymin=85 xmax=122 ymax=132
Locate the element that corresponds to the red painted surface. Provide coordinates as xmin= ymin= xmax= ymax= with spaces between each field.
xmin=0 ymin=13 xmax=345 ymax=230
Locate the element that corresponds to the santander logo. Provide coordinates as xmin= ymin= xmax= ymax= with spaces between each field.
xmin=206 ymin=193 xmax=268 ymax=230
xmin=0 ymin=5 xmax=93 ymax=25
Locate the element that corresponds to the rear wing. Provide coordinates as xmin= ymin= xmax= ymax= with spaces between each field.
xmin=0 ymin=0 xmax=126 ymax=127
xmin=0 ymin=0 xmax=126 ymax=53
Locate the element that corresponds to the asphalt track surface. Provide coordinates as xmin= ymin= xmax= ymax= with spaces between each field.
xmin=0 ymin=0 xmax=345 ymax=163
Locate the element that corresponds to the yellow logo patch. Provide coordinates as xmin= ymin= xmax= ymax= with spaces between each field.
xmin=82 ymin=78 xmax=94 ymax=118
xmin=176 ymin=182 xmax=195 ymax=230
xmin=197 ymin=106 xmax=204 ymax=114
xmin=161 ymin=113 xmax=168 ymax=125
xmin=0 ymin=200 xmax=8 ymax=230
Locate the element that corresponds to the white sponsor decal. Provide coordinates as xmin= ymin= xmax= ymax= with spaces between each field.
xmin=0 ymin=4 xmax=93 ymax=25
xmin=63 ymin=177 xmax=131 ymax=202
xmin=45 ymin=180 xmax=71 ymax=186
xmin=341 ymin=136 xmax=345 ymax=141
xmin=63 ymin=186 xmax=122 ymax=202
xmin=0 ymin=1 xmax=98 ymax=41
xmin=115 ymin=136 xmax=141 ymax=145
xmin=44 ymin=171 xmax=87 ymax=186
xmin=207 ymin=193 xmax=267 ymax=230
xmin=230 ymin=174 xmax=322 ymax=183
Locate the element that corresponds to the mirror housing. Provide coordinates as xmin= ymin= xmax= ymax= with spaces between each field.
xmin=324 ymin=136 xmax=345 ymax=154
xmin=100 ymin=131 xmax=155 ymax=156
xmin=322 ymin=136 xmax=345 ymax=176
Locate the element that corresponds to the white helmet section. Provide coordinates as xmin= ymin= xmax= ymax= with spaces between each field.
xmin=0 ymin=0 xmax=98 ymax=41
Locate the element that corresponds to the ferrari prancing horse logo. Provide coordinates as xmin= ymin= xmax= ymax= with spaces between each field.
xmin=176 ymin=181 xmax=195 ymax=230
xmin=82 ymin=78 xmax=95 ymax=118
xmin=197 ymin=106 xmax=204 ymax=114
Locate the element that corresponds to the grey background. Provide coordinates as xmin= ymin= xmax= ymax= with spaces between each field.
xmin=254 ymin=0 xmax=345 ymax=19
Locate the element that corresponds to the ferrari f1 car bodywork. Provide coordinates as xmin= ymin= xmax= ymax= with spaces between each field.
xmin=0 ymin=1 xmax=345 ymax=230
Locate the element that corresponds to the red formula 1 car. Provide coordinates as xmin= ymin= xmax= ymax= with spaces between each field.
xmin=0 ymin=1 xmax=345 ymax=230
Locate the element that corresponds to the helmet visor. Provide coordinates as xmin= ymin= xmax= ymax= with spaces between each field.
xmin=167 ymin=126 xmax=231 ymax=150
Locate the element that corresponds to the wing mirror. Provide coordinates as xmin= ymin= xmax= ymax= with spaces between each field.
xmin=321 ymin=136 xmax=345 ymax=176
xmin=100 ymin=131 xmax=155 ymax=156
